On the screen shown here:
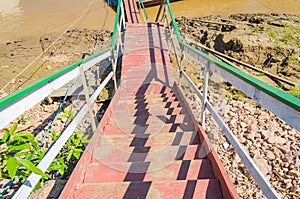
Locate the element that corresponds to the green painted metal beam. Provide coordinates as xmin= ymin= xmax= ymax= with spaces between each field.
xmin=0 ymin=48 xmax=111 ymax=109
xmin=183 ymin=43 xmax=300 ymax=112
xmin=111 ymin=0 xmax=122 ymax=49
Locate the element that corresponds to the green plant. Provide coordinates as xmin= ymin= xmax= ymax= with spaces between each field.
xmin=99 ymin=88 xmax=109 ymax=100
xmin=255 ymin=72 xmax=265 ymax=76
xmin=269 ymin=31 xmax=278 ymax=43
xmin=290 ymin=86 xmax=300 ymax=98
xmin=289 ymin=55 xmax=298 ymax=62
xmin=48 ymin=131 xmax=90 ymax=177
xmin=59 ymin=108 xmax=74 ymax=120
xmin=252 ymin=26 xmax=260 ymax=32
xmin=19 ymin=116 xmax=28 ymax=125
xmin=0 ymin=124 xmax=49 ymax=183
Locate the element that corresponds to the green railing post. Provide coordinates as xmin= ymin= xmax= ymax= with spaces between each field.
xmin=139 ymin=0 xmax=149 ymax=21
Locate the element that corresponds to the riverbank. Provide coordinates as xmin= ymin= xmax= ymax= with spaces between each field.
xmin=0 ymin=12 xmax=299 ymax=199
xmin=0 ymin=29 xmax=111 ymax=96
xmin=176 ymin=13 xmax=300 ymax=94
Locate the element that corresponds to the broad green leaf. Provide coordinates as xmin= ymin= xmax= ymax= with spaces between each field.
xmin=48 ymin=164 xmax=64 ymax=170
xmin=19 ymin=159 xmax=48 ymax=179
xmin=0 ymin=131 xmax=10 ymax=144
xmin=73 ymin=152 xmax=81 ymax=159
xmin=9 ymin=123 xmax=18 ymax=135
xmin=66 ymin=149 xmax=73 ymax=161
xmin=33 ymin=181 xmax=41 ymax=192
xmin=58 ymin=168 xmax=65 ymax=176
xmin=7 ymin=157 xmax=18 ymax=179
xmin=9 ymin=143 xmax=31 ymax=151
xmin=10 ymin=136 xmax=27 ymax=143
xmin=14 ymin=151 xmax=31 ymax=157
xmin=13 ymin=132 xmax=34 ymax=139
xmin=81 ymin=135 xmax=90 ymax=143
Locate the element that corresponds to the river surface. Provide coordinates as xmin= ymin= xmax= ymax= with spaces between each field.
xmin=0 ymin=0 xmax=299 ymax=43
xmin=0 ymin=0 xmax=300 ymax=43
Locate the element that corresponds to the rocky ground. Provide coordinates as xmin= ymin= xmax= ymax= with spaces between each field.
xmin=176 ymin=13 xmax=300 ymax=94
xmin=175 ymin=13 xmax=300 ymax=199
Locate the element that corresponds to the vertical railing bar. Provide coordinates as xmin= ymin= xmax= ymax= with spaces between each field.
xmin=121 ymin=0 xmax=126 ymax=29
xmin=155 ymin=0 xmax=165 ymax=22
xmin=200 ymin=62 xmax=209 ymax=127
xmin=79 ymin=65 xmax=97 ymax=131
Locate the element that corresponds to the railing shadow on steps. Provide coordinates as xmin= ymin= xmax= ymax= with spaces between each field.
xmin=0 ymin=0 xmax=126 ymax=198
xmin=156 ymin=0 xmax=300 ymax=199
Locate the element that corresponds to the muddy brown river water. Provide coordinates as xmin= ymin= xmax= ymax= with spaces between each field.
xmin=1 ymin=0 xmax=299 ymax=44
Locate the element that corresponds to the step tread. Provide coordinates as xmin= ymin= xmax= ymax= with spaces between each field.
xmin=83 ymin=159 xmax=215 ymax=183
xmin=74 ymin=180 xmax=223 ymax=199
xmin=91 ymin=145 xmax=208 ymax=163
xmin=96 ymin=131 xmax=200 ymax=147
xmin=102 ymin=123 xmax=195 ymax=135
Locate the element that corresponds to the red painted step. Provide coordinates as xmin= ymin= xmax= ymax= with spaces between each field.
xmin=91 ymin=145 xmax=208 ymax=163
xmin=84 ymin=160 xmax=214 ymax=183
xmin=124 ymin=0 xmax=141 ymax=24
xmin=74 ymin=180 xmax=223 ymax=199
xmin=96 ymin=132 xmax=200 ymax=147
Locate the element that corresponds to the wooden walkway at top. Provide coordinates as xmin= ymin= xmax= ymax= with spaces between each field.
xmin=59 ymin=1 xmax=239 ymax=198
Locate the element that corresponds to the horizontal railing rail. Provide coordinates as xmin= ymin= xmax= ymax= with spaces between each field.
xmin=2 ymin=0 xmax=126 ymax=197
xmin=158 ymin=1 xmax=300 ymax=198
xmin=12 ymin=70 xmax=114 ymax=198
xmin=0 ymin=49 xmax=111 ymax=130
xmin=183 ymin=44 xmax=300 ymax=131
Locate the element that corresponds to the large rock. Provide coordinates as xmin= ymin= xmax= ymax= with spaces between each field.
xmin=254 ymin=157 xmax=272 ymax=175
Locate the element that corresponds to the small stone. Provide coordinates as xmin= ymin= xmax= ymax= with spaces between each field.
xmin=223 ymin=141 xmax=230 ymax=150
xmin=240 ymin=121 xmax=247 ymax=128
xmin=273 ymin=147 xmax=283 ymax=156
xmin=261 ymin=130 xmax=274 ymax=139
xmin=290 ymin=186 xmax=298 ymax=193
xmin=285 ymin=182 xmax=293 ymax=189
xmin=288 ymin=169 xmax=299 ymax=177
xmin=46 ymin=65 xmax=52 ymax=70
xmin=61 ymin=117 xmax=68 ymax=123
xmin=277 ymin=146 xmax=289 ymax=154
xmin=265 ymin=150 xmax=275 ymax=160
xmin=236 ymin=187 xmax=244 ymax=194
xmin=271 ymin=136 xmax=286 ymax=144
xmin=258 ymin=119 xmax=266 ymax=126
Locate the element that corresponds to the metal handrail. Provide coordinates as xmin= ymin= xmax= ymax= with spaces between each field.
xmin=183 ymin=43 xmax=300 ymax=112
xmin=155 ymin=0 xmax=300 ymax=115
xmin=0 ymin=49 xmax=110 ymax=109
xmin=111 ymin=0 xmax=122 ymax=49
xmin=0 ymin=49 xmax=111 ymax=130
xmin=139 ymin=0 xmax=149 ymax=21
xmin=2 ymin=1 xmax=126 ymax=197
xmin=157 ymin=1 xmax=300 ymax=198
